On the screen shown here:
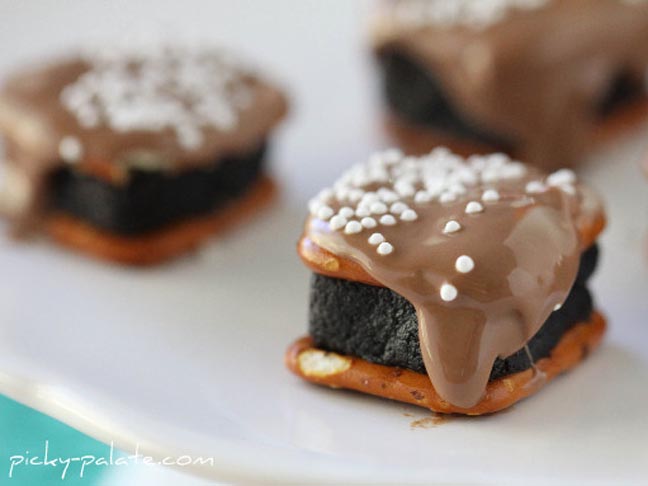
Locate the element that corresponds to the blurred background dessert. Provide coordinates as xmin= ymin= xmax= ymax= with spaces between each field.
xmin=370 ymin=0 xmax=648 ymax=169
xmin=0 ymin=44 xmax=288 ymax=264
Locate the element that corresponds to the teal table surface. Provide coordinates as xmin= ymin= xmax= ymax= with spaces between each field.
xmin=0 ymin=394 xmax=119 ymax=486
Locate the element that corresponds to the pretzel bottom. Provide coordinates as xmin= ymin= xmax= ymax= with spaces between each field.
xmin=285 ymin=311 xmax=605 ymax=415
xmin=45 ymin=177 xmax=276 ymax=266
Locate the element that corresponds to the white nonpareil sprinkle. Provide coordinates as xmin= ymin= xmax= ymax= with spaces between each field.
xmin=329 ymin=215 xmax=347 ymax=231
xmin=60 ymin=45 xmax=253 ymax=150
xmin=439 ymin=192 xmax=457 ymax=204
xmin=390 ymin=201 xmax=408 ymax=214
xmin=394 ymin=180 xmax=415 ymax=197
xmin=318 ymin=188 xmax=334 ymax=202
xmin=355 ymin=206 xmax=371 ymax=218
xmin=554 ymin=303 xmax=563 ymax=311
xmin=380 ymin=214 xmax=397 ymax=226
xmin=449 ymin=183 xmax=467 ymax=195
xmin=361 ymin=217 xmax=377 ymax=228
xmin=526 ymin=181 xmax=546 ymax=194
xmin=400 ymin=209 xmax=418 ymax=221
xmin=58 ymin=136 xmax=83 ymax=163
xmin=378 ymin=188 xmax=399 ymax=203
xmin=316 ymin=206 xmax=334 ymax=220
xmin=443 ymin=220 xmax=462 ymax=234
xmin=362 ymin=192 xmax=380 ymax=203
xmin=440 ymin=283 xmax=458 ymax=302
xmin=546 ymin=169 xmax=576 ymax=187
xmin=414 ymin=191 xmax=433 ymax=203
xmin=368 ymin=232 xmax=385 ymax=245
xmin=344 ymin=221 xmax=363 ymax=234
xmin=349 ymin=189 xmax=364 ymax=202
xmin=482 ymin=189 xmax=500 ymax=202
xmin=465 ymin=201 xmax=484 ymax=214
xmin=370 ymin=201 xmax=388 ymax=215
xmin=338 ymin=206 xmax=355 ymax=219
xmin=377 ymin=241 xmax=394 ymax=255
xmin=455 ymin=255 xmax=475 ymax=273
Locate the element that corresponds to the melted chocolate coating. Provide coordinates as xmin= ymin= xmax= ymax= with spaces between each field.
xmin=50 ymin=143 xmax=266 ymax=235
xmin=377 ymin=50 xmax=645 ymax=146
xmin=309 ymin=245 xmax=597 ymax=381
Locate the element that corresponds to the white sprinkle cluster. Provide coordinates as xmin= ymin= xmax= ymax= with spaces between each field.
xmin=308 ymin=147 xmax=529 ymax=258
xmin=525 ymin=168 xmax=577 ymax=197
xmin=60 ymin=45 xmax=253 ymax=150
xmin=389 ymin=0 xmax=549 ymax=30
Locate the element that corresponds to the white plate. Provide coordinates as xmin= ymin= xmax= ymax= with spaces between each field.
xmin=0 ymin=2 xmax=648 ymax=483
xmin=0 ymin=134 xmax=648 ymax=486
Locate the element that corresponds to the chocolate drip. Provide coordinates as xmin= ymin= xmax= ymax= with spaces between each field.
xmin=371 ymin=0 xmax=648 ymax=167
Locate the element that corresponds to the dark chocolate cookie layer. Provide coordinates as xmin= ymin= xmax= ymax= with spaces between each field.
xmin=309 ymin=245 xmax=598 ymax=382
xmin=50 ymin=143 xmax=266 ymax=235
xmin=377 ymin=49 xmax=644 ymax=143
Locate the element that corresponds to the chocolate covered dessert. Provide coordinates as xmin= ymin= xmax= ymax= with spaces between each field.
xmin=371 ymin=0 xmax=648 ymax=168
xmin=0 ymin=45 xmax=288 ymax=264
xmin=286 ymin=148 xmax=606 ymax=414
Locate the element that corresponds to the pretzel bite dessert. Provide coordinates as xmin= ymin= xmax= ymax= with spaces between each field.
xmin=371 ymin=0 xmax=648 ymax=168
xmin=287 ymin=148 xmax=606 ymax=415
xmin=0 ymin=45 xmax=288 ymax=265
